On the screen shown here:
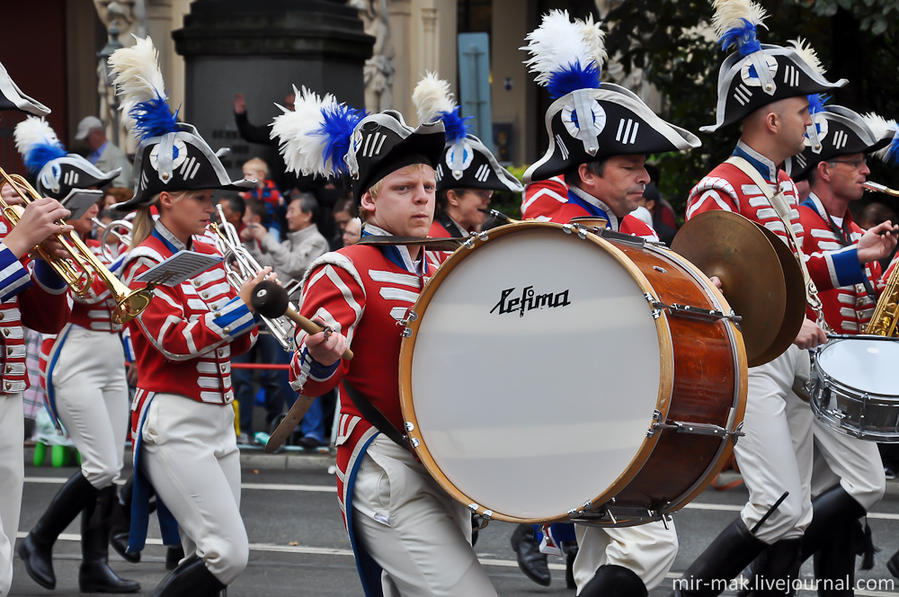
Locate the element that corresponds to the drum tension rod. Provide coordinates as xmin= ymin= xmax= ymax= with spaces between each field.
xmin=643 ymin=293 xmax=742 ymax=324
xmin=647 ymin=409 xmax=744 ymax=442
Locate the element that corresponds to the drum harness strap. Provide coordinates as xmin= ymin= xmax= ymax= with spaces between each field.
xmin=726 ymin=156 xmax=829 ymax=331
xmin=341 ymin=379 xmax=412 ymax=453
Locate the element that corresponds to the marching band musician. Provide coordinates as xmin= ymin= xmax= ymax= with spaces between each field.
xmin=108 ymin=37 xmax=264 ymax=595
xmin=271 ymin=86 xmax=498 ymax=595
xmin=519 ymin=11 xmax=700 ymax=597
xmin=411 ymin=73 xmax=523 ymax=241
xmin=783 ymin=104 xmax=898 ymax=592
xmin=675 ymin=3 xmax=896 ymax=594
xmin=14 ymin=117 xmax=140 ymax=593
xmin=0 ymin=61 xmax=72 ymax=597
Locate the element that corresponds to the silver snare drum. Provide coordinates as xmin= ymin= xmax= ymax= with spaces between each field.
xmin=810 ymin=337 xmax=899 ymax=442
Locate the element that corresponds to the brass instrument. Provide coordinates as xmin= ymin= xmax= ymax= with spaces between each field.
xmin=209 ymin=205 xmax=297 ymax=351
xmin=0 ymin=168 xmax=152 ymax=324
xmin=862 ymin=181 xmax=899 ymax=198
xmin=92 ymin=216 xmax=132 ymax=262
xmin=864 ymin=262 xmax=899 ymax=337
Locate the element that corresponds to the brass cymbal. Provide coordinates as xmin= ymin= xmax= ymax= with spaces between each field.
xmin=670 ymin=210 xmax=786 ymax=367
xmin=752 ymin=223 xmax=806 ymax=365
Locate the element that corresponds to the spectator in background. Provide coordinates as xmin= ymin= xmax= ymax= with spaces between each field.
xmin=342 ymin=217 xmax=362 ymax=247
xmin=217 ymin=194 xmax=246 ymax=234
xmin=101 ymin=186 xmax=132 ymax=211
xmin=642 ymin=184 xmax=676 ymax=244
xmin=244 ymin=193 xmax=330 ymax=448
xmin=241 ymin=157 xmax=283 ymax=211
xmin=242 ymin=197 xmax=281 ymax=244
xmin=74 ymin=116 xmax=132 ymax=188
xmin=232 ymin=91 xmax=300 ymax=192
xmin=644 ymin=164 xmax=678 ymax=243
xmin=331 ymin=196 xmax=356 ymax=249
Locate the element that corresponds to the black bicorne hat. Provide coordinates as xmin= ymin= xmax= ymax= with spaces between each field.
xmin=14 ymin=116 xmax=118 ymax=199
xmin=436 ymin=134 xmax=523 ymax=193
xmin=0 ymin=61 xmax=49 ymax=116
xmin=346 ymin=111 xmax=445 ymax=197
xmin=788 ymin=106 xmax=896 ymax=182
xmin=524 ymin=84 xmax=700 ymax=183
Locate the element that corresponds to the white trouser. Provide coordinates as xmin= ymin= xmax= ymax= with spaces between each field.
xmin=53 ymin=327 xmax=129 ymax=489
xmin=808 ymin=419 xmax=885 ymax=510
xmin=140 ymin=393 xmax=248 ymax=585
xmin=573 ymin=519 xmax=678 ymax=592
xmin=352 ymin=435 xmax=497 ymax=597
xmin=735 ymin=344 xmax=814 ymax=543
xmin=0 ymin=393 xmax=23 ymax=597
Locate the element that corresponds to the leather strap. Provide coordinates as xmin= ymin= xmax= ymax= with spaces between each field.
xmin=341 ymin=379 xmax=410 ymax=452
xmin=725 ymin=156 xmax=827 ymax=325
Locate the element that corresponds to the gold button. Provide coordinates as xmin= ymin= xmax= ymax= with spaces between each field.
xmin=6 ymin=347 xmax=12 ymax=356
xmin=2 ymin=329 xmax=9 ymax=337
xmin=201 ymin=292 xmax=209 ymax=299
xmin=220 ymin=364 xmax=227 ymax=373
xmin=0 ymin=312 xmax=5 ymax=321
xmin=224 ymin=326 xmax=231 ymax=333
xmin=6 ymin=365 xmax=12 ymax=373
xmin=193 ymin=280 xmax=200 ymax=287
xmin=3 ymin=382 xmax=10 ymax=391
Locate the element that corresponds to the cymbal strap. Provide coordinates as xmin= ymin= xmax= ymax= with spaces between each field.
xmin=725 ymin=157 xmax=827 ymax=328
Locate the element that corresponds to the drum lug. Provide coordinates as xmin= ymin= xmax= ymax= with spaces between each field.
xmin=643 ymin=295 xmax=744 ymax=325
xmin=403 ymin=422 xmax=415 ymax=432
xmin=397 ymin=309 xmax=418 ymax=326
xmin=651 ymin=418 xmax=745 ymax=440
xmin=401 ymin=327 xmax=413 ymax=338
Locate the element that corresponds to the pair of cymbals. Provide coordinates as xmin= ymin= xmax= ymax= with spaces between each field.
xmin=670 ymin=211 xmax=805 ymax=367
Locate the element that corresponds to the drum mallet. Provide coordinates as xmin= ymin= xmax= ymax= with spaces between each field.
xmin=250 ymin=280 xmax=353 ymax=360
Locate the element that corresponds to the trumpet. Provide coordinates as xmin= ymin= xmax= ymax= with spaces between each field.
xmin=862 ymin=181 xmax=899 ymax=198
xmin=92 ymin=216 xmax=132 ymax=262
xmin=208 ymin=205 xmax=297 ymax=351
xmin=0 ymin=168 xmax=152 ymax=324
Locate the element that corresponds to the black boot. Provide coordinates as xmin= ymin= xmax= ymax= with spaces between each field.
xmin=563 ymin=542 xmax=579 ymax=590
xmin=887 ymin=548 xmax=899 ymax=579
xmin=152 ymin=555 xmax=226 ymax=597
xmin=749 ymin=538 xmax=801 ymax=596
xmin=812 ymin=522 xmax=855 ymax=597
xmin=79 ymin=486 xmax=141 ymax=593
xmin=579 ymin=564 xmax=647 ymax=597
xmin=109 ymin=477 xmax=140 ymax=563
xmin=17 ymin=472 xmax=99 ymax=589
xmin=510 ymin=524 xmax=550 ymax=586
xmin=800 ymin=485 xmax=866 ymax=561
xmin=167 ymin=545 xmax=186 ymax=571
xmin=671 ymin=518 xmax=766 ymax=596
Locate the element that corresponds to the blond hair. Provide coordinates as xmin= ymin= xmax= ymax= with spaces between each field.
xmin=128 ymin=191 xmax=188 ymax=248
xmin=242 ymin=157 xmax=269 ymax=178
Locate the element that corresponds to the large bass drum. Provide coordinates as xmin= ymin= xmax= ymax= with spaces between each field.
xmin=399 ymin=221 xmax=747 ymax=526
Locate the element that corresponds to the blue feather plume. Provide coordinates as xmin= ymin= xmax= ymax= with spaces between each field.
xmin=24 ymin=143 xmax=67 ymax=175
xmin=719 ymin=19 xmax=762 ymax=56
xmin=316 ymin=103 xmax=366 ymax=175
xmin=887 ymin=134 xmax=899 ymax=165
xmin=128 ymin=94 xmax=179 ymax=141
xmin=807 ymin=93 xmax=829 ymax=115
xmin=438 ymin=106 xmax=470 ymax=143
xmin=547 ymin=60 xmax=601 ymax=100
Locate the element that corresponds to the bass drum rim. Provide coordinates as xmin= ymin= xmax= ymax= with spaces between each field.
xmin=398 ymin=221 xmax=675 ymax=524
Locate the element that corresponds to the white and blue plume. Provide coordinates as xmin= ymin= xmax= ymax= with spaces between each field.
xmin=412 ymin=73 xmax=469 ymax=144
xmin=862 ymin=112 xmax=899 ymax=165
xmin=107 ymin=36 xmax=179 ymax=141
xmin=14 ymin=116 xmax=66 ymax=175
xmin=711 ymin=0 xmax=768 ymax=56
xmin=270 ymin=85 xmax=366 ymax=177
xmin=522 ymin=10 xmax=607 ymax=100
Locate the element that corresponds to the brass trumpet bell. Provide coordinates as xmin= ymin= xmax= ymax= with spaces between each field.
xmin=0 ymin=168 xmax=152 ymax=324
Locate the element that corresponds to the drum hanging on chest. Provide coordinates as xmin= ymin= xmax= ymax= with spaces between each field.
xmin=399 ymin=221 xmax=747 ymax=526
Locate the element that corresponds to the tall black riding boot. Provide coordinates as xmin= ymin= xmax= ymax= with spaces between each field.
xmin=152 ymin=555 xmax=226 ymax=597
xmin=671 ymin=518 xmax=766 ymax=596
xmin=79 ymin=486 xmax=141 ymax=593
xmin=812 ymin=520 xmax=856 ymax=597
xmin=510 ymin=524 xmax=550 ymax=586
xmin=109 ymin=476 xmax=139 ymax=563
xmin=800 ymin=485 xmax=866 ymax=561
xmin=887 ymin=548 xmax=899 ymax=579
xmin=748 ymin=538 xmax=801 ymax=596
xmin=579 ymin=564 xmax=647 ymax=597
xmin=803 ymin=485 xmax=866 ymax=596
xmin=17 ymin=472 xmax=99 ymax=589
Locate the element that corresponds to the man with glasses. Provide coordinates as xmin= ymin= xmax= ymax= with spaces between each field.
xmin=783 ymin=104 xmax=897 ymax=591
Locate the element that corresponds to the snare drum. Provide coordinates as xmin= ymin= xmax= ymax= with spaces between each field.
xmin=399 ymin=221 xmax=747 ymax=526
xmin=810 ymin=337 xmax=899 ymax=442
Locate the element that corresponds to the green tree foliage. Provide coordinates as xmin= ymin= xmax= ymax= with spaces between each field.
xmin=601 ymin=0 xmax=899 ymax=217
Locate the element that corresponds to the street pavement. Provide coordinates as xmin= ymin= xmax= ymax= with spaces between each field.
xmin=10 ymin=452 xmax=899 ymax=596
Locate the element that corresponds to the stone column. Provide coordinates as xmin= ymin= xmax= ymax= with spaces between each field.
xmin=173 ymin=0 xmax=373 ymax=178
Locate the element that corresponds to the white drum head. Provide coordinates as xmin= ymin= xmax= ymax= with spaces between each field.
xmin=818 ymin=339 xmax=899 ymax=396
xmin=407 ymin=227 xmax=666 ymax=520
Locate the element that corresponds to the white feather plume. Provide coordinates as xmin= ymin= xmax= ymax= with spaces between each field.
xmin=710 ymin=0 xmax=769 ymax=41
xmin=270 ymin=85 xmax=336 ymax=177
xmin=522 ymin=9 xmax=605 ymax=87
xmin=412 ymin=72 xmax=455 ymax=125
xmin=861 ymin=112 xmax=899 ymax=160
xmin=13 ymin=116 xmax=61 ymax=156
xmin=107 ymin=35 xmax=168 ymax=133
xmin=787 ymin=38 xmax=825 ymax=75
